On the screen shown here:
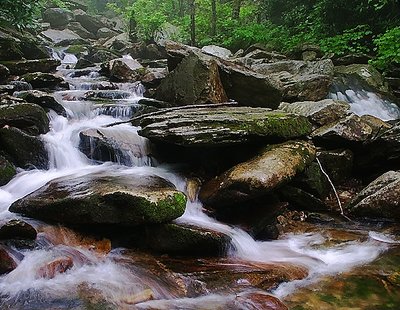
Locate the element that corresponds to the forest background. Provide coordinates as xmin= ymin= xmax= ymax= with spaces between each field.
xmin=0 ymin=0 xmax=399 ymax=72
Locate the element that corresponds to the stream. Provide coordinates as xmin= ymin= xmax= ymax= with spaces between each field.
xmin=0 ymin=54 xmax=399 ymax=309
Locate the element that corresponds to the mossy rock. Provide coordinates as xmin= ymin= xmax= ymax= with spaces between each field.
xmin=0 ymin=127 xmax=49 ymax=169
xmin=135 ymin=106 xmax=312 ymax=147
xmin=10 ymin=174 xmax=186 ymax=226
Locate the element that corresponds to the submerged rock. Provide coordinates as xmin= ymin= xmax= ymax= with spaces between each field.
xmin=252 ymin=59 xmax=334 ymax=102
xmin=0 ymin=127 xmax=49 ymax=169
xmin=199 ymin=140 xmax=316 ymax=207
xmin=0 ymin=246 xmax=18 ymax=275
xmin=347 ymin=171 xmax=400 ymax=220
xmin=135 ymin=107 xmax=312 ymax=147
xmin=155 ymin=52 xmax=228 ymax=105
xmin=10 ymin=173 xmax=186 ymax=225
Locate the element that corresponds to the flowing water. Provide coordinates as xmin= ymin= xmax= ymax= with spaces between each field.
xmin=0 ymin=54 xmax=399 ymax=308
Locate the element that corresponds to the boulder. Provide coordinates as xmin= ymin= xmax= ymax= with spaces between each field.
xmin=0 ymin=64 xmax=10 ymax=81
xmin=332 ymin=53 xmax=372 ymax=66
xmin=155 ymin=52 xmax=228 ymax=105
xmin=280 ymin=186 xmax=327 ymax=212
xmin=0 ymin=30 xmax=23 ymax=60
xmin=335 ymin=64 xmax=390 ymax=94
xmin=96 ymin=27 xmax=118 ymax=39
xmin=9 ymin=81 xmax=32 ymax=91
xmin=252 ymin=60 xmax=334 ymax=102
xmin=347 ymin=171 xmax=400 ymax=220
xmin=0 ymin=100 xmax=49 ymax=135
xmin=199 ymin=140 xmax=316 ymax=207
xmin=217 ymin=58 xmax=282 ymax=108
xmin=21 ymin=72 xmax=65 ymax=89
xmin=79 ymin=127 xmax=152 ymax=166
xmin=243 ymin=49 xmax=287 ymax=61
xmin=67 ymin=22 xmax=96 ymax=39
xmin=134 ymin=107 xmax=313 ymax=147
xmin=311 ymin=114 xmax=384 ymax=146
xmin=0 ymin=246 xmax=18 ymax=275
xmin=10 ymin=173 xmax=186 ymax=225
xmin=15 ymin=90 xmax=66 ymax=116
xmin=201 ymin=45 xmax=233 ymax=59
xmin=0 ymin=59 xmax=60 ymax=75
xmin=40 ymin=29 xmax=84 ymax=46
xmin=0 ymin=219 xmax=37 ymax=240
xmin=141 ymin=68 xmax=168 ymax=88
xmin=104 ymin=57 xmax=145 ymax=82
xmin=0 ymin=155 xmax=16 ymax=186
xmin=316 ymin=149 xmax=353 ymax=184
xmin=279 ymin=99 xmax=350 ymax=127
xmin=74 ymin=9 xmax=106 ymax=34
xmin=0 ymin=127 xmax=49 ymax=169
xmin=129 ymin=223 xmax=230 ymax=256
xmin=42 ymin=8 xmax=74 ymax=28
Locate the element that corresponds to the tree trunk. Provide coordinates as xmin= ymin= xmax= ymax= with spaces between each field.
xmin=232 ymin=0 xmax=241 ymax=20
xmin=211 ymin=0 xmax=217 ymax=37
xmin=190 ymin=0 xmax=196 ymax=46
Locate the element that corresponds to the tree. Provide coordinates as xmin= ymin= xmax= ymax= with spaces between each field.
xmin=211 ymin=0 xmax=217 ymax=37
xmin=232 ymin=0 xmax=241 ymax=20
xmin=190 ymin=0 xmax=196 ymax=45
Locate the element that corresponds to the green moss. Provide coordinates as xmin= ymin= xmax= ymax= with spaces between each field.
xmin=65 ymin=45 xmax=87 ymax=54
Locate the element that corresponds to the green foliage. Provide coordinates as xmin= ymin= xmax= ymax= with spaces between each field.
xmin=371 ymin=26 xmax=400 ymax=70
xmin=319 ymin=25 xmax=373 ymax=56
xmin=0 ymin=0 xmax=44 ymax=30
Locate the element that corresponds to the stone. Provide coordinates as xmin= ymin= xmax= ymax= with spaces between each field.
xmin=155 ymin=52 xmax=228 ymax=105
xmin=141 ymin=68 xmax=168 ymax=88
xmin=201 ymin=45 xmax=233 ymax=59
xmin=0 ymin=127 xmax=49 ymax=169
xmin=0 ymin=246 xmax=18 ymax=275
xmin=129 ymin=223 xmax=230 ymax=256
xmin=244 ymin=49 xmax=287 ymax=61
xmin=279 ymin=99 xmax=350 ymax=127
xmin=280 ymin=186 xmax=327 ymax=211
xmin=316 ymin=149 xmax=354 ymax=184
xmin=67 ymin=22 xmax=96 ymax=39
xmin=42 ymin=8 xmax=75 ymax=28
xmin=37 ymin=257 xmax=74 ymax=279
xmin=0 ymin=100 xmax=49 ymax=135
xmin=0 ymin=64 xmax=10 ymax=81
xmin=105 ymin=57 xmax=145 ymax=82
xmin=347 ymin=171 xmax=400 ymax=220
xmin=10 ymin=173 xmax=186 ymax=226
xmin=79 ymin=127 xmax=152 ymax=166
xmin=41 ymin=29 xmax=84 ymax=46
xmin=332 ymin=53 xmax=372 ymax=66
xmin=0 ymin=219 xmax=37 ymax=240
xmin=252 ymin=59 xmax=334 ymax=102
xmin=335 ymin=64 xmax=389 ymax=94
xmin=199 ymin=140 xmax=316 ymax=207
xmin=21 ymin=72 xmax=65 ymax=89
xmin=15 ymin=90 xmax=66 ymax=116
xmin=74 ymin=9 xmax=107 ymax=34
xmin=217 ymin=58 xmax=283 ymax=108
xmin=96 ymin=27 xmax=118 ymax=39
xmin=311 ymin=114 xmax=381 ymax=146
xmin=9 ymin=81 xmax=32 ymax=91
xmin=0 ymin=30 xmax=23 ymax=60
xmin=0 ymin=155 xmax=16 ymax=186
xmin=134 ymin=107 xmax=313 ymax=147
xmin=0 ymin=59 xmax=60 ymax=75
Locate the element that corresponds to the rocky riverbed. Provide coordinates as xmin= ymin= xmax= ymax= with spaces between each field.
xmin=0 ymin=3 xmax=399 ymax=309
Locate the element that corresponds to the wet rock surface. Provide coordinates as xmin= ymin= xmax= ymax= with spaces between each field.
xmin=199 ymin=140 xmax=316 ymax=207
xmin=135 ymin=106 xmax=312 ymax=147
xmin=10 ymin=173 xmax=186 ymax=225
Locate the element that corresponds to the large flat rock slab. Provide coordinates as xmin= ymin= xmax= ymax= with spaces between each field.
xmin=134 ymin=106 xmax=312 ymax=147
xmin=10 ymin=173 xmax=186 ymax=226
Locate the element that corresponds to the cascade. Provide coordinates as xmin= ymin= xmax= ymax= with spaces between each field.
xmin=0 ymin=58 xmax=397 ymax=308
